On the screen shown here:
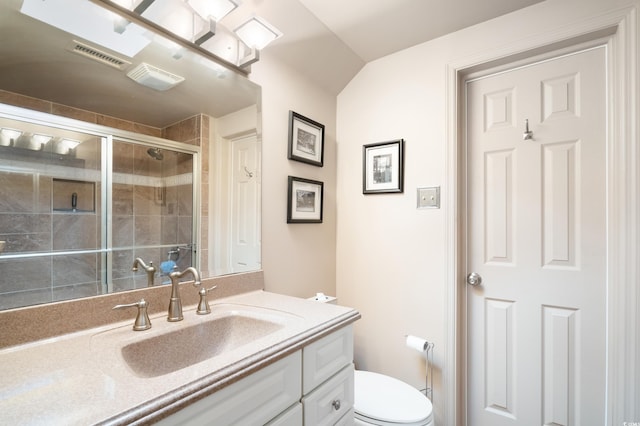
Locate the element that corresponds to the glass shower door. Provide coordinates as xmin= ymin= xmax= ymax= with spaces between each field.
xmin=0 ymin=116 xmax=197 ymax=310
xmin=0 ymin=117 xmax=104 ymax=309
xmin=111 ymin=139 xmax=195 ymax=290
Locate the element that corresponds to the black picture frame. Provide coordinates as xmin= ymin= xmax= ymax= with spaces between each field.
xmin=363 ymin=139 xmax=405 ymax=194
xmin=287 ymin=176 xmax=324 ymax=223
xmin=288 ymin=111 xmax=325 ymax=167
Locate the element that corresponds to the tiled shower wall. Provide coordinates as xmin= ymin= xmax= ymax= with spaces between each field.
xmin=110 ymin=141 xmax=195 ymax=291
xmin=162 ymin=114 xmax=210 ymax=279
xmin=0 ymin=90 xmax=208 ymax=310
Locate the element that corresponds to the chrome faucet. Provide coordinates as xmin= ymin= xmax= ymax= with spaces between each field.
xmin=167 ymin=267 xmax=202 ymax=321
xmin=132 ymin=257 xmax=156 ymax=287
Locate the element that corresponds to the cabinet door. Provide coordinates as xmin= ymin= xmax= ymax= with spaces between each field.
xmin=266 ymin=403 xmax=302 ymax=426
xmin=303 ymin=325 xmax=353 ymax=394
xmin=157 ymin=351 xmax=301 ymax=426
xmin=302 ymin=364 xmax=354 ymax=426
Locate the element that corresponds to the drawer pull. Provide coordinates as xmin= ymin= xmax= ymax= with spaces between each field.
xmin=332 ymin=399 xmax=341 ymax=411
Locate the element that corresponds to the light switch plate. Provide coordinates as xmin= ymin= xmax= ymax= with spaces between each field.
xmin=417 ymin=186 xmax=440 ymax=209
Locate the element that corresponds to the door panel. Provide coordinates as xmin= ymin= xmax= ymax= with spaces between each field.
xmin=485 ymin=298 xmax=516 ymax=418
xmin=230 ymin=134 xmax=260 ymax=273
xmin=466 ymin=47 xmax=606 ymax=425
xmin=484 ymin=149 xmax=515 ymax=265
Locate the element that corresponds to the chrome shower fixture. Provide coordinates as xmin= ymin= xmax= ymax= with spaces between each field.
xmin=147 ymin=147 xmax=164 ymax=160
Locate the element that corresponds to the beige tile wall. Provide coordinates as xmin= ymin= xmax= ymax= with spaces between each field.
xmin=162 ymin=114 xmax=209 ymax=278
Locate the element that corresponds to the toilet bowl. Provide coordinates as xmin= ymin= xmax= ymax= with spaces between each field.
xmin=353 ymin=370 xmax=433 ymax=426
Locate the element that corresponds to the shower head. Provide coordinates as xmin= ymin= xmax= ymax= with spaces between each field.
xmin=147 ymin=147 xmax=164 ymax=160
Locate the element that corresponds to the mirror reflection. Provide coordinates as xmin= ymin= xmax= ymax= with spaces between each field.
xmin=0 ymin=0 xmax=261 ymax=310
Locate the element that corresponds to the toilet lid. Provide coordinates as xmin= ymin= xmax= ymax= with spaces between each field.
xmin=354 ymin=370 xmax=433 ymax=424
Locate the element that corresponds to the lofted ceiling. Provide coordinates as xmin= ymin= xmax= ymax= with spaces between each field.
xmin=224 ymin=0 xmax=545 ymax=94
xmin=299 ymin=0 xmax=545 ymax=63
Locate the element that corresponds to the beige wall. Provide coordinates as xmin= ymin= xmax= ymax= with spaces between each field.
xmin=336 ymin=46 xmax=448 ymax=414
xmin=245 ymin=0 xmax=638 ymax=423
xmin=250 ymin=54 xmax=338 ymax=299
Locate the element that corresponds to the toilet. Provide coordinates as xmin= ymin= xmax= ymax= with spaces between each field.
xmin=353 ymin=370 xmax=433 ymax=426
xmin=307 ymin=294 xmax=433 ymax=425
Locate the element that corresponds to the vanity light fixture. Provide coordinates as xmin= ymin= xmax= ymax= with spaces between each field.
xmin=187 ymin=0 xmax=240 ymax=22
xmin=60 ymin=139 xmax=80 ymax=149
xmin=110 ymin=0 xmax=155 ymax=14
xmin=0 ymin=128 xmax=22 ymax=145
xmin=0 ymin=128 xmax=21 ymax=147
xmin=111 ymin=0 xmax=156 ymax=33
xmin=193 ymin=18 xmax=217 ymax=45
xmin=31 ymin=134 xmax=53 ymax=145
xmin=233 ymin=15 xmax=282 ymax=50
xmin=48 ymin=0 xmax=282 ymax=70
xmin=132 ymin=0 xmax=156 ymax=14
xmin=0 ymin=129 xmax=81 ymax=154
xmin=55 ymin=139 xmax=81 ymax=155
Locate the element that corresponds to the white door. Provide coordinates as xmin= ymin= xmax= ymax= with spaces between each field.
xmin=230 ymin=134 xmax=261 ymax=272
xmin=466 ymin=46 xmax=607 ymax=425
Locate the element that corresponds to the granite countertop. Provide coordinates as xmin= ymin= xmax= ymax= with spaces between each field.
xmin=0 ymin=281 xmax=360 ymax=425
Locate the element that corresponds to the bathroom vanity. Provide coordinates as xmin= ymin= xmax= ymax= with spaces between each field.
xmin=0 ymin=272 xmax=360 ymax=425
xmin=159 ymin=324 xmax=355 ymax=425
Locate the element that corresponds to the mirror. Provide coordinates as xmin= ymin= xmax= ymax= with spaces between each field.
xmin=0 ymin=0 xmax=262 ymax=310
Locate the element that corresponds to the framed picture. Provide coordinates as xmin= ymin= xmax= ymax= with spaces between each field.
xmin=287 ymin=176 xmax=324 ymax=223
xmin=288 ymin=111 xmax=325 ymax=167
xmin=363 ymin=139 xmax=405 ymax=194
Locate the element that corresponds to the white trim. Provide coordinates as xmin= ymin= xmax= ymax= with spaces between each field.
xmin=444 ymin=7 xmax=639 ymax=425
xmin=605 ymin=8 xmax=639 ymax=422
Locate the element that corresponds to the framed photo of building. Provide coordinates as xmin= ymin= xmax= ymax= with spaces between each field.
xmin=363 ymin=139 xmax=405 ymax=194
xmin=288 ymin=111 xmax=324 ymax=167
xmin=287 ymin=176 xmax=323 ymax=223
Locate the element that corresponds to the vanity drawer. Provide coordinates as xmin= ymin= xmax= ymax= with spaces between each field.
xmin=303 ymin=325 xmax=353 ymax=393
xmin=302 ymin=363 xmax=354 ymax=426
xmin=157 ymin=351 xmax=301 ymax=426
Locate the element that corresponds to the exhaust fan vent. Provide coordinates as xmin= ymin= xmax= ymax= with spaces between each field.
xmin=126 ymin=63 xmax=185 ymax=91
xmin=66 ymin=40 xmax=131 ymax=70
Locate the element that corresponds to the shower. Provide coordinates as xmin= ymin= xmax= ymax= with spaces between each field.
xmin=147 ymin=147 xmax=164 ymax=160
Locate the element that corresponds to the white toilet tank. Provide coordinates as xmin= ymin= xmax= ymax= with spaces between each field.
xmin=307 ymin=296 xmax=432 ymax=425
xmin=353 ymin=370 xmax=433 ymax=426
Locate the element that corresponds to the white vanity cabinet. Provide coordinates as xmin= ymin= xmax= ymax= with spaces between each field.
xmin=157 ymin=325 xmax=354 ymax=426
xmin=157 ymin=352 xmax=302 ymax=425
xmin=301 ymin=325 xmax=355 ymax=425
xmin=266 ymin=402 xmax=303 ymax=425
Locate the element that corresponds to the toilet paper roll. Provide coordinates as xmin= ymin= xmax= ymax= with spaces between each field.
xmin=307 ymin=293 xmax=337 ymax=304
xmin=406 ymin=335 xmax=429 ymax=352
xmin=315 ymin=292 xmax=329 ymax=301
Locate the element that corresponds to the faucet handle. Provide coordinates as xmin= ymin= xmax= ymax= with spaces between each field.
xmin=196 ymin=286 xmax=217 ymax=315
xmin=113 ymin=298 xmax=152 ymax=331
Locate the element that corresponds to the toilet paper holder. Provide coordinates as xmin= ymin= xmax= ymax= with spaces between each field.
xmin=405 ymin=335 xmax=434 ymax=401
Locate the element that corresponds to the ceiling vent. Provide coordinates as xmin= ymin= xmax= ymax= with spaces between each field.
xmin=66 ymin=40 xmax=131 ymax=70
xmin=126 ymin=63 xmax=185 ymax=91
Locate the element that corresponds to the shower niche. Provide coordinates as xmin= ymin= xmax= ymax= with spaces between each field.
xmin=52 ymin=179 xmax=96 ymax=213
